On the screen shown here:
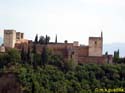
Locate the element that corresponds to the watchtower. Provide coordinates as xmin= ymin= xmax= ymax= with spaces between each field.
xmin=88 ymin=32 xmax=103 ymax=56
xmin=4 ymin=30 xmax=16 ymax=48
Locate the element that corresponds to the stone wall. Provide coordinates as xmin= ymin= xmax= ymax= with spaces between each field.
xmin=78 ymin=56 xmax=106 ymax=64
xmin=76 ymin=46 xmax=88 ymax=57
xmin=15 ymin=42 xmax=112 ymax=64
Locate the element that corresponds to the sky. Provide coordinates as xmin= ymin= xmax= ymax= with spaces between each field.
xmin=0 ymin=0 xmax=125 ymax=45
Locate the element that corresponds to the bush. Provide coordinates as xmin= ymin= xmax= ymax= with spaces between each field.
xmin=7 ymin=49 xmax=21 ymax=63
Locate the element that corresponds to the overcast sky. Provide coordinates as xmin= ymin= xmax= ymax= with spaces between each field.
xmin=0 ymin=0 xmax=125 ymax=45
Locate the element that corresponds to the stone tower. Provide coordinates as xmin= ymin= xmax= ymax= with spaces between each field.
xmin=4 ymin=30 xmax=16 ymax=48
xmin=88 ymin=32 xmax=103 ymax=56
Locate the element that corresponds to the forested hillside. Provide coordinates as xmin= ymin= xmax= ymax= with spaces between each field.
xmin=0 ymin=48 xmax=125 ymax=93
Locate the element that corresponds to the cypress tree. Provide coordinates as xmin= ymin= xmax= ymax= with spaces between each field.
xmin=41 ymin=47 xmax=48 ymax=67
xmin=34 ymin=34 xmax=38 ymax=44
xmin=55 ymin=34 xmax=57 ymax=43
xmin=27 ymin=45 xmax=31 ymax=64
xmin=32 ymin=44 xmax=37 ymax=68
xmin=45 ymin=35 xmax=50 ymax=45
xmin=45 ymin=35 xmax=48 ymax=45
xmin=21 ymin=46 xmax=25 ymax=63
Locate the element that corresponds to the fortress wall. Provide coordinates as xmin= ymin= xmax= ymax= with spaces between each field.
xmin=78 ymin=56 xmax=107 ymax=64
xmin=75 ymin=46 xmax=89 ymax=57
xmin=29 ymin=44 xmax=70 ymax=57
xmin=14 ymin=41 xmax=112 ymax=64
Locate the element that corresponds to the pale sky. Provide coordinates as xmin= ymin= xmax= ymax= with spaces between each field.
xmin=0 ymin=0 xmax=125 ymax=45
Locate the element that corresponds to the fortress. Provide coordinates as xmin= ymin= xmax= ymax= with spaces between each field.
xmin=1 ymin=29 xmax=113 ymax=64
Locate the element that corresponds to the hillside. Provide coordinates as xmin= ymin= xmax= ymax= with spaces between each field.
xmin=0 ymin=48 xmax=125 ymax=93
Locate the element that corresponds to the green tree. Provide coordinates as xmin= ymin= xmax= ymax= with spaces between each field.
xmin=7 ymin=48 xmax=21 ymax=63
xmin=49 ymin=55 xmax=64 ymax=68
xmin=21 ymin=46 xmax=27 ymax=63
xmin=27 ymin=45 xmax=31 ymax=64
xmin=39 ymin=35 xmax=45 ymax=44
xmin=41 ymin=47 xmax=48 ymax=67
xmin=0 ymin=53 xmax=9 ymax=68
xmin=32 ymin=44 xmax=37 ymax=68
xmin=113 ymin=49 xmax=120 ymax=63
xmin=64 ymin=59 xmax=77 ymax=71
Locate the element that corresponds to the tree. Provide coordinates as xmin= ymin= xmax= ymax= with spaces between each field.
xmin=7 ymin=48 xmax=21 ymax=63
xmin=105 ymin=51 xmax=108 ymax=56
xmin=27 ymin=45 xmax=31 ymax=64
xmin=113 ymin=49 xmax=120 ymax=63
xmin=32 ymin=44 xmax=37 ymax=68
xmin=39 ymin=36 xmax=45 ymax=44
xmin=34 ymin=34 xmax=38 ymax=44
xmin=55 ymin=34 xmax=57 ymax=43
xmin=0 ymin=53 xmax=9 ymax=68
xmin=64 ymin=59 xmax=77 ymax=71
xmin=45 ymin=35 xmax=50 ymax=45
xmin=21 ymin=46 xmax=24 ymax=61
xmin=117 ymin=49 xmax=120 ymax=58
xmin=21 ymin=46 xmax=29 ymax=64
xmin=41 ymin=47 xmax=48 ymax=67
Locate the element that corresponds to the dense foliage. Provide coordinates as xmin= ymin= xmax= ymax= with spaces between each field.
xmin=0 ymin=48 xmax=125 ymax=93
xmin=1 ymin=63 xmax=125 ymax=93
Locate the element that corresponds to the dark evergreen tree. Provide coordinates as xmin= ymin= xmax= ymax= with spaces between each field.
xmin=34 ymin=34 xmax=38 ymax=44
xmin=45 ymin=35 xmax=47 ymax=45
xmin=39 ymin=35 xmax=45 ymax=44
xmin=27 ymin=45 xmax=31 ymax=64
xmin=117 ymin=49 xmax=120 ymax=58
xmin=41 ymin=47 xmax=48 ymax=67
xmin=21 ymin=46 xmax=26 ymax=63
xmin=32 ymin=44 xmax=37 ymax=68
xmin=55 ymin=34 xmax=57 ymax=43
xmin=45 ymin=35 xmax=50 ymax=45
xmin=113 ymin=49 xmax=120 ymax=63
xmin=105 ymin=51 xmax=108 ymax=56
xmin=21 ymin=46 xmax=24 ymax=61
